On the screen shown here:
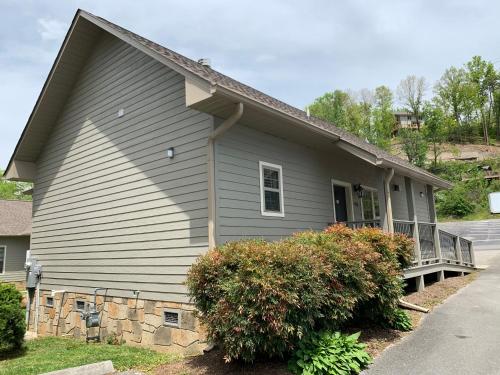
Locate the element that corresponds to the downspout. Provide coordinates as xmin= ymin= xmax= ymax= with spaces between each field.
xmin=207 ymin=103 xmax=244 ymax=249
xmin=384 ymin=168 xmax=395 ymax=233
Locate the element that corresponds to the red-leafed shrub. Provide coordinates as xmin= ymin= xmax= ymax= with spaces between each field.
xmin=187 ymin=225 xmax=413 ymax=362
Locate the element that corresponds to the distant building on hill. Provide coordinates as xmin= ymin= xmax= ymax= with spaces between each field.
xmin=394 ymin=111 xmax=423 ymax=134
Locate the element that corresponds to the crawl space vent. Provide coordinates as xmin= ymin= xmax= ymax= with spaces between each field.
xmin=163 ymin=311 xmax=179 ymax=327
xmin=76 ymin=300 xmax=86 ymax=311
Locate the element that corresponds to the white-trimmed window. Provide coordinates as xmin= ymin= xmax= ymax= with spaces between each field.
xmin=0 ymin=246 xmax=5 ymax=274
xmin=259 ymin=161 xmax=284 ymax=217
xmin=361 ymin=187 xmax=380 ymax=220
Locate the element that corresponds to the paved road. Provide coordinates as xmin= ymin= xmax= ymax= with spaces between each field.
xmin=363 ymin=253 xmax=500 ymax=375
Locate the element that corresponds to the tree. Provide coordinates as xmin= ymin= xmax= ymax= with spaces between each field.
xmin=372 ymin=86 xmax=394 ymax=150
xmin=0 ymin=169 xmax=32 ymax=201
xmin=422 ymin=103 xmax=446 ymax=167
xmin=494 ymin=89 xmax=500 ymax=141
xmin=399 ymin=129 xmax=428 ymax=167
xmin=309 ymin=90 xmax=350 ymax=130
xmin=465 ymin=56 xmax=498 ymax=144
xmin=397 ymin=75 xmax=427 ymax=130
xmin=434 ymin=67 xmax=469 ymax=142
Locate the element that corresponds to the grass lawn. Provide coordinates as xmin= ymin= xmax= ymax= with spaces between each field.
xmin=439 ymin=209 xmax=499 ymax=222
xmin=0 ymin=336 xmax=179 ymax=375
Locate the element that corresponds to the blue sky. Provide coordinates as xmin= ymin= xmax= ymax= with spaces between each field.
xmin=1 ymin=0 xmax=499 ymax=168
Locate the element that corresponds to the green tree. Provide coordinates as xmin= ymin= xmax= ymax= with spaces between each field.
xmin=399 ymin=129 xmax=428 ymax=167
xmin=422 ymin=103 xmax=446 ymax=167
xmin=434 ymin=66 xmax=470 ymax=142
xmin=465 ymin=56 xmax=498 ymax=144
xmin=0 ymin=169 xmax=32 ymax=201
xmin=493 ymin=89 xmax=500 ymax=141
xmin=372 ymin=86 xmax=394 ymax=150
xmin=309 ymin=90 xmax=350 ymax=130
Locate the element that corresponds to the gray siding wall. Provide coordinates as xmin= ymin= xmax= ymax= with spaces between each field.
xmin=214 ymin=124 xmax=386 ymax=243
xmin=31 ymin=34 xmax=212 ymax=303
xmin=0 ymin=236 xmax=30 ymax=281
xmin=413 ymin=181 xmax=431 ymax=222
xmin=391 ymin=174 xmax=409 ymax=221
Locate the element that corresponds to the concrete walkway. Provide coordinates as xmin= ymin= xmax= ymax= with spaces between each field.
xmin=363 ymin=253 xmax=500 ymax=375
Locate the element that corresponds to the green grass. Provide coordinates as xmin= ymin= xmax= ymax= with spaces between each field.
xmin=0 ymin=337 xmax=180 ymax=375
xmin=439 ymin=209 xmax=499 ymax=222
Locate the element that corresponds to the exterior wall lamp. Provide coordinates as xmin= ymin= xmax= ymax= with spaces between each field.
xmin=353 ymin=184 xmax=365 ymax=198
xmin=167 ymin=147 xmax=174 ymax=159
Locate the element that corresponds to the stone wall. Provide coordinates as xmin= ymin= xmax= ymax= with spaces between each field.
xmin=28 ymin=290 xmax=207 ymax=354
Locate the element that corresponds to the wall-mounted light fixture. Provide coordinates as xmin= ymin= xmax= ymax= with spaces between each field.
xmin=117 ymin=108 xmax=125 ymax=118
xmin=419 ymin=191 xmax=425 ymax=198
xmin=166 ymin=147 xmax=175 ymax=159
xmin=353 ymin=184 xmax=365 ymax=198
xmin=393 ymin=184 xmax=400 ymax=192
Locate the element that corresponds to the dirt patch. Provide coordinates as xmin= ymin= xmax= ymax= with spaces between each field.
xmin=154 ymin=272 xmax=478 ymax=375
xmin=153 ymin=349 xmax=290 ymax=375
xmin=405 ymin=272 xmax=478 ymax=309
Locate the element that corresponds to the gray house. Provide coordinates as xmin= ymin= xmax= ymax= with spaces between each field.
xmin=0 ymin=200 xmax=31 ymax=283
xmin=5 ymin=10 xmax=474 ymax=352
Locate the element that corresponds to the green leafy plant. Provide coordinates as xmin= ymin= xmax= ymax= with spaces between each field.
xmin=187 ymin=225 xmax=412 ymax=362
xmin=0 ymin=283 xmax=26 ymax=351
xmin=288 ymin=331 xmax=371 ymax=375
xmin=105 ymin=331 xmax=125 ymax=345
xmin=436 ymin=186 xmax=475 ymax=217
xmin=387 ymin=309 xmax=412 ymax=332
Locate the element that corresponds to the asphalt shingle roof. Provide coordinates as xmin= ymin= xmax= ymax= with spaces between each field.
xmin=81 ymin=10 xmax=448 ymax=187
xmin=0 ymin=200 xmax=32 ymax=236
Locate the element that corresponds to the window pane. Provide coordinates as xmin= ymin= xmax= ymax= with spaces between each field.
xmin=0 ymin=248 xmax=4 ymax=273
xmin=263 ymin=168 xmax=279 ymax=189
xmin=264 ymin=190 xmax=281 ymax=212
xmin=362 ymin=194 xmax=374 ymax=220
xmin=373 ymin=192 xmax=380 ymax=218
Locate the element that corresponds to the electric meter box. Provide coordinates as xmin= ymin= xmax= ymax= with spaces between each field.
xmin=489 ymin=192 xmax=500 ymax=214
xmin=26 ymin=263 xmax=42 ymax=289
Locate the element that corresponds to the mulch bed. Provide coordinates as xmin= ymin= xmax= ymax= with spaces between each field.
xmin=154 ymin=272 xmax=478 ymax=375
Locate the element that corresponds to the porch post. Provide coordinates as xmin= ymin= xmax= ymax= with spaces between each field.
xmin=427 ymin=185 xmax=442 ymax=267
xmin=405 ymin=177 xmax=421 ymax=266
xmin=384 ymin=168 xmax=395 ymax=233
xmin=455 ymin=235 xmax=463 ymax=265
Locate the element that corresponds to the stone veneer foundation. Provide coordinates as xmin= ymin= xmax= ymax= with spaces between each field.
xmin=28 ymin=290 xmax=207 ymax=354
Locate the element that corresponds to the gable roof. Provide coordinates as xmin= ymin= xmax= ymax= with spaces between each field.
xmin=4 ymin=9 xmax=452 ymax=189
xmin=0 ymin=200 xmax=32 ymax=236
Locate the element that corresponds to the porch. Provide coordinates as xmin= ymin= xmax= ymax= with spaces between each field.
xmin=343 ymin=174 xmax=476 ymax=291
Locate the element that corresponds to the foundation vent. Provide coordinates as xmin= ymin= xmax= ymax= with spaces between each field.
xmin=75 ymin=300 xmax=86 ymax=312
xmin=163 ymin=310 xmax=180 ymax=327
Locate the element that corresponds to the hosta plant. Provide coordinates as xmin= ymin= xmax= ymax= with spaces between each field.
xmin=288 ymin=331 xmax=372 ymax=375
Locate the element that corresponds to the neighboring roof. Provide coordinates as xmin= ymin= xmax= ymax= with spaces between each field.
xmin=4 ymin=9 xmax=452 ymax=189
xmin=0 ymin=200 xmax=32 ymax=236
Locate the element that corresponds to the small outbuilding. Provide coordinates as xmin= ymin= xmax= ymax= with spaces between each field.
xmin=0 ymin=200 xmax=31 ymax=283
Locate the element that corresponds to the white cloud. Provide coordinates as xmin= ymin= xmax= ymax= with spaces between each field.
xmin=37 ymin=18 xmax=66 ymax=41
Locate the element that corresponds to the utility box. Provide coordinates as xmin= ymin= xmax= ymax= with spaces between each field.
xmin=25 ymin=257 xmax=42 ymax=289
xmin=488 ymin=192 xmax=500 ymax=214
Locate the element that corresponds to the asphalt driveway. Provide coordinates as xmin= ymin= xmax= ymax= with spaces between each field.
xmin=363 ymin=252 xmax=500 ymax=375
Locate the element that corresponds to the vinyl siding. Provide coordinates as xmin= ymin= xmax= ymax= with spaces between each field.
xmin=0 ymin=236 xmax=30 ymax=282
xmin=31 ymin=33 xmax=211 ymax=303
xmin=214 ymin=124 xmax=387 ymax=243
xmin=391 ymin=174 xmax=409 ymax=220
xmin=413 ymin=181 xmax=431 ymax=222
